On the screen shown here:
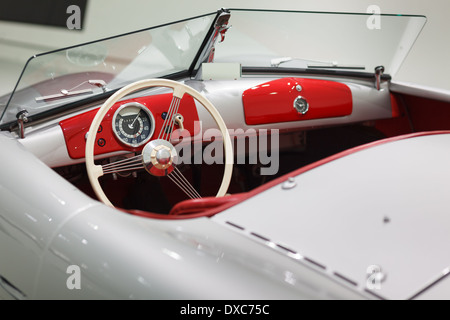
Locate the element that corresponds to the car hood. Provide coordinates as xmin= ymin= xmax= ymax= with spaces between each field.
xmin=212 ymin=132 xmax=450 ymax=300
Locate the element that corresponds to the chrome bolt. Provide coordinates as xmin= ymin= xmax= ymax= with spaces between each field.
xmin=282 ymin=177 xmax=297 ymax=190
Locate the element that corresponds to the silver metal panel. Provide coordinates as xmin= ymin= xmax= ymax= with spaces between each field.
xmin=0 ymin=285 xmax=13 ymax=300
xmin=390 ymin=81 xmax=450 ymax=103
xmin=36 ymin=210 xmax=368 ymax=299
xmin=18 ymin=125 xmax=74 ymax=167
xmin=0 ymin=131 xmax=102 ymax=297
xmin=414 ymin=271 xmax=450 ymax=300
xmin=212 ymin=133 xmax=450 ymax=300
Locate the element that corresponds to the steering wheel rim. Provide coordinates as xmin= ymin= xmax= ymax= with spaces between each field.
xmin=85 ymin=79 xmax=233 ymax=207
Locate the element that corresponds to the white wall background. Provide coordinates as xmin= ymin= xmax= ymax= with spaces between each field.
xmin=0 ymin=0 xmax=449 ymax=95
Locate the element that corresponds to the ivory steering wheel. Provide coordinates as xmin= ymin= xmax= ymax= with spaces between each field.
xmin=85 ymin=79 xmax=233 ymax=207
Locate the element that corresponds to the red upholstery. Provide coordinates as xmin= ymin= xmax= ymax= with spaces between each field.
xmin=122 ymin=193 xmax=245 ymax=219
xmin=169 ymin=193 xmax=245 ymax=216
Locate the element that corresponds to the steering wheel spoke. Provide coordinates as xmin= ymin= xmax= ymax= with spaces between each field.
xmin=157 ymin=95 xmax=182 ymax=141
xmin=101 ymin=155 xmax=144 ymax=175
xmin=92 ymin=164 xmax=104 ymax=178
xmin=168 ymin=167 xmax=202 ymax=199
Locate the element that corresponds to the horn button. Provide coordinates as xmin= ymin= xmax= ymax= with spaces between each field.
xmin=142 ymin=139 xmax=177 ymax=176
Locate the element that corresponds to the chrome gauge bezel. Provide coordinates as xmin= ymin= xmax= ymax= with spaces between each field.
xmin=112 ymin=102 xmax=155 ymax=148
xmin=293 ymin=96 xmax=309 ymax=115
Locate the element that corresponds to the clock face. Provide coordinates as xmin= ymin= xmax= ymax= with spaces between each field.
xmin=112 ymin=102 xmax=155 ymax=147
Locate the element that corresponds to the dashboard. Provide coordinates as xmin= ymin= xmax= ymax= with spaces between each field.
xmin=59 ymin=92 xmax=199 ymax=159
xmin=18 ymin=75 xmax=395 ymax=168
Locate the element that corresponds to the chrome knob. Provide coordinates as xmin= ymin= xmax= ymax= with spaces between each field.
xmin=293 ymin=96 xmax=309 ymax=115
xmin=156 ymin=148 xmax=171 ymax=165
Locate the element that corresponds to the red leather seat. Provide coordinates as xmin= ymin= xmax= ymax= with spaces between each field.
xmin=169 ymin=193 xmax=245 ymax=216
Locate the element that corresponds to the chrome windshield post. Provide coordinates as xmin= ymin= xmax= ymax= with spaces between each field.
xmin=194 ymin=9 xmax=231 ymax=70
xmin=207 ymin=11 xmax=231 ymax=62
xmin=88 ymin=80 xmax=108 ymax=93
xmin=16 ymin=110 xmax=29 ymax=139
xmin=375 ymin=66 xmax=385 ymax=90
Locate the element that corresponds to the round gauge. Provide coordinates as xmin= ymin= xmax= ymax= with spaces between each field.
xmin=293 ymin=96 xmax=309 ymax=115
xmin=112 ymin=102 xmax=155 ymax=147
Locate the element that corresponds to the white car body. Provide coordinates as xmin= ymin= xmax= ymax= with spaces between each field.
xmin=1 ymin=8 xmax=449 ymax=300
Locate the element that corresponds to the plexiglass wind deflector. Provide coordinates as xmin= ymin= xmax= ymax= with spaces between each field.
xmin=0 ymin=12 xmax=217 ymax=127
xmin=214 ymin=9 xmax=426 ymax=78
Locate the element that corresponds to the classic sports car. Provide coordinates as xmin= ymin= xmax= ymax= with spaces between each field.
xmin=1 ymin=8 xmax=449 ymax=301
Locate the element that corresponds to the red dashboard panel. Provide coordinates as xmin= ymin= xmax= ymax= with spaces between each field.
xmin=60 ymin=93 xmax=199 ymax=159
xmin=242 ymin=78 xmax=352 ymax=125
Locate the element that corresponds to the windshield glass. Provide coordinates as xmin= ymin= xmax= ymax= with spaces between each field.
xmin=0 ymin=13 xmax=216 ymax=126
xmin=214 ymin=9 xmax=426 ymax=75
xmin=0 ymin=9 xmax=426 ymax=127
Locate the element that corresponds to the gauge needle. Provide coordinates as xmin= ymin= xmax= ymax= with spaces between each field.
xmin=129 ymin=112 xmax=141 ymax=129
